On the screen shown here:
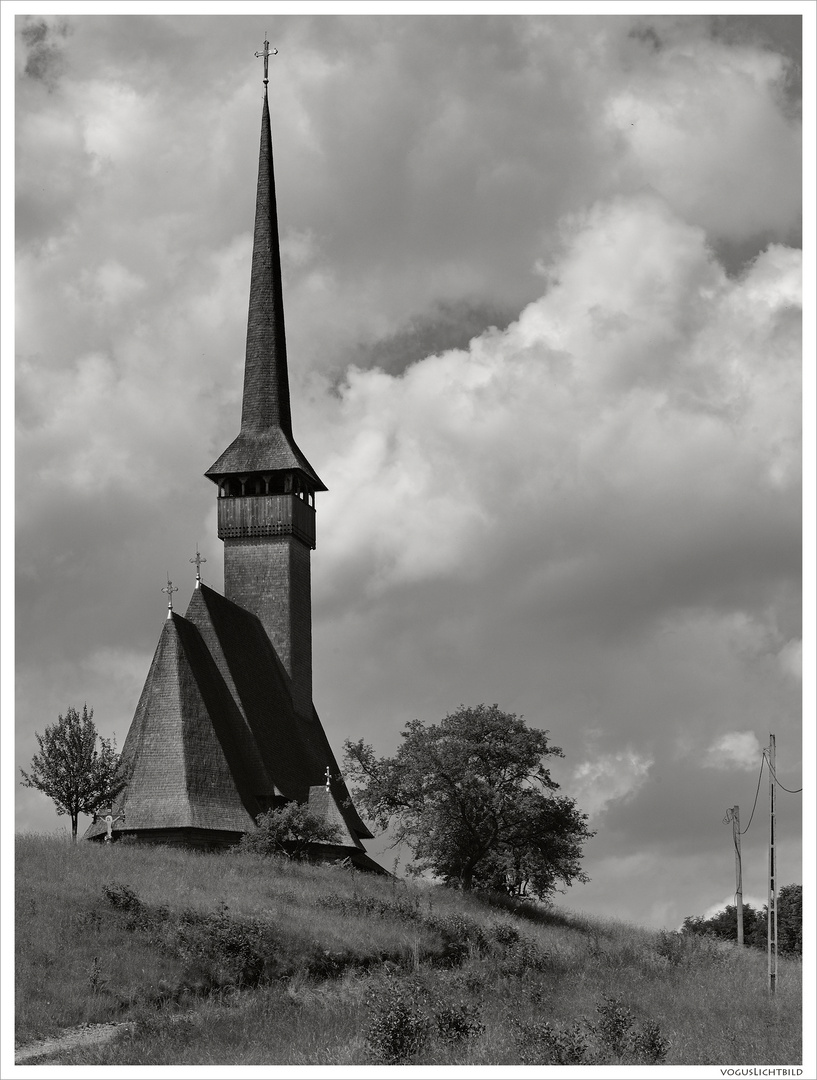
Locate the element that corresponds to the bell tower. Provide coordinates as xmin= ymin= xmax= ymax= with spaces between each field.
xmin=206 ymin=43 xmax=326 ymax=719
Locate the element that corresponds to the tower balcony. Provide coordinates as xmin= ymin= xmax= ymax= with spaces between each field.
xmin=217 ymin=493 xmax=316 ymax=548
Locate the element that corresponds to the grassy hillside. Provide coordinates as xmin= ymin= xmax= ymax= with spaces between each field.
xmin=16 ymin=834 xmax=801 ymax=1066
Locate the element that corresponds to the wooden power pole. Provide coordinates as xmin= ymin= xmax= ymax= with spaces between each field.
xmin=730 ymin=806 xmax=744 ymax=946
xmin=767 ymin=734 xmax=778 ymax=993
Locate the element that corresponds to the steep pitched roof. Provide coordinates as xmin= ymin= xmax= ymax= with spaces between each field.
xmin=206 ymin=91 xmax=325 ymax=490
xmin=186 ymin=585 xmax=373 ymax=841
xmin=307 ymin=785 xmax=363 ymax=850
xmin=84 ymin=615 xmax=259 ymax=837
xmin=85 ymin=588 xmax=374 ymax=845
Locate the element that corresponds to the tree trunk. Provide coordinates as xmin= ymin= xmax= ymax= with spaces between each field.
xmin=71 ymin=814 xmax=78 ymax=843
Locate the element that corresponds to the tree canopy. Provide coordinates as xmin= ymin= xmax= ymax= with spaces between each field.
xmin=343 ymin=703 xmax=593 ymax=901
xmin=682 ymin=884 xmax=802 ymax=955
xmin=20 ymin=705 xmax=124 ymax=841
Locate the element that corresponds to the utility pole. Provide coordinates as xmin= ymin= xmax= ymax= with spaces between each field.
xmin=725 ymin=805 xmax=744 ymax=946
xmin=767 ymin=734 xmax=778 ymax=993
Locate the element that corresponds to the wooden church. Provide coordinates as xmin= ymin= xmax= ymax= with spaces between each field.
xmin=84 ymin=45 xmax=381 ymax=870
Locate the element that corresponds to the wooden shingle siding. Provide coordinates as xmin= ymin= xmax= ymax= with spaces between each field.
xmin=217 ymin=493 xmax=315 ymax=548
xmin=223 ymin=537 xmax=313 ymax=719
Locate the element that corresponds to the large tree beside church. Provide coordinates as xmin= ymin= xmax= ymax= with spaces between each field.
xmin=20 ymin=705 xmax=124 ymax=842
xmin=343 ymin=704 xmax=593 ymax=901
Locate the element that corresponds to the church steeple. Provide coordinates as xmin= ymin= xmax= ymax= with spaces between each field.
xmin=241 ymin=88 xmax=292 ymax=436
xmin=205 ymin=50 xmax=325 ymax=718
xmin=206 ymin=62 xmax=325 ymax=491
xmin=82 ymin=43 xmax=381 ymax=865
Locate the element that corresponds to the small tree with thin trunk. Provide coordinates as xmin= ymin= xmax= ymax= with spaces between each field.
xmin=20 ymin=705 xmax=125 ymax=842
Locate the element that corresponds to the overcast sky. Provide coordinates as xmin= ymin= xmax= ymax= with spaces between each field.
xmin=7 ymin=7 xmax=812 ymax=930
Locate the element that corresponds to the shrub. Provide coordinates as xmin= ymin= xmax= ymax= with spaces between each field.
xmin=305 ymin=946 xmax=359 ymax=980
xmin=655 ymin=929 xmax=687 ymax=965
xmin=540 ymin=1021 xmax=590 ymax=1065
xmin=655 ymin=928 xmax=727 ymax=967
xmin=434 ymin=1000 xmax=485 ymax=1043
xmin=364 ymin=980 xmax=431 ymax=1063
xmin=174 ymin=904 xmax=274 ymax=988
xmin=514 ymin=1018 xmax=589 ymax=1065
xmin=488 ymin=920 xmax=520 ymax=946
xmin=101 ymin=884 xmax=171 ymax=936
xmin=593 ymin=995 xmax=634 ymax=1055
xmin=102 ymin=882 xmax=142 ymax=912
xmin=425 ymin=913 xmax=488 ymax=965
xmin=631 ymin=1018 xmax=671 ymax=1064
xmin=499 ymin=938 xmax=551 ymax=976
xmin=513 ymin=996 xmax=669 ymax=1066
xmin=238 ymin=804 xmax=342 ymax=860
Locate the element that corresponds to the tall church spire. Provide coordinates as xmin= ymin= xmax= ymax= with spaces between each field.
xmin=242 ymin=86 xmax=292 ymax=435
xmin=206 ymin=57 xmax=325 ymax=489
xmin=205 ymin=49 xmax=325 ymax=718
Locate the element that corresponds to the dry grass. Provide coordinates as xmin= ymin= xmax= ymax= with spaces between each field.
xmin=16 ymin=833 xmax=802 ymax=1066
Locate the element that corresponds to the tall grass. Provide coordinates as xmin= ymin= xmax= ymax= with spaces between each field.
xmin=16 ymin=834 xmax=801 ymax=1065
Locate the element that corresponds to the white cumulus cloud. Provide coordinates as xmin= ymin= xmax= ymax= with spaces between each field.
xmin=704 ymin=731 xmax=763 ymax=771
xmin=570 ymin=751 xmax=655 ymax=818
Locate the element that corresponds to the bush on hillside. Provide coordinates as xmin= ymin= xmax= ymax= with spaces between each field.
xmin=654 ymin=929 xmax=728 ymax=967
xmin=238 ymin=803 xmax=342 ymax=860
xmin=363 ymin=976 xmax=485 ymax=1062
xmin=364 ymin=979 xmax=432 ymax=1063
xmin=514 ymin=995 xmax=669 ymax=1065
xmin=102 ymin=882 xmax=142 ymax=911
xmin=174 ymin=903 xmax=276 ymax=988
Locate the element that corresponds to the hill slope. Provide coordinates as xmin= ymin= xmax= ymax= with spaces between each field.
xmin=15 ymin=834 xmax=801 ymax=1066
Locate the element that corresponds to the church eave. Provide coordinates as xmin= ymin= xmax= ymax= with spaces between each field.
xmin=205 ymin=431 xmax=327 ymax=490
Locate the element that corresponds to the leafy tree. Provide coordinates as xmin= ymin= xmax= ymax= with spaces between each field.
xmin=343 ymin=703 xmax=594 ymax=901
xmin=776 ymin=883 xmax=802 ymax=955
xmin=751 ymin=884 xmax=802 ymax=955
xmin=19 ymin=705 xmax=124 ymax=842
xmin=682 ymin=886 xmax=801 ymax=955
xmin=681 ymin=903 xmax=760 ymax=945
xmin=238 ymin=802 xmax=342 ymax=860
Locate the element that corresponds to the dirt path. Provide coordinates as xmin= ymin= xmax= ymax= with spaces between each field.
xmin=15 ymin=1021 xmax=134 ymax=1064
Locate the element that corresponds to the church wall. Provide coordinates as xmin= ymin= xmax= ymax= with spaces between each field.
xmin=223 ymin=534 xmax=313 ymax=718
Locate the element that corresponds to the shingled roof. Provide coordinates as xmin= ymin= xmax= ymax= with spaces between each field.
xmin=84 ymin=613 xmax=259 ymax=837
xmin=85 ymin=586 xmax=373 ymax=848
xmin=186 ymin=584 xmax=372 ymax=842
xmin=206 ymin=91 xmax=325 ymax=490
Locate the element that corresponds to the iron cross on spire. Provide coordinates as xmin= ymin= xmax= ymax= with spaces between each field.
xmin=161 ymin=574 xmax=178 ymax=618
xmin=255 ymin=36 xmax=278 ymax=86
xmin=190 ymin=545 xmax=206 ymax=588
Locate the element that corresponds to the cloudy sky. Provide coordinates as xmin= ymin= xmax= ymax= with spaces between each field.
xmin=7 ymin=7 xmax=811 ymax=930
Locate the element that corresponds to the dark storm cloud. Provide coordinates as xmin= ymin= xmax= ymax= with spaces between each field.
xmin=20 ymin=17 xmax=71 ymax=89
xmin=354 ymin=299 xmax=517 ymax=376
xmin=710 ymin=13 xmax=802 ymax=108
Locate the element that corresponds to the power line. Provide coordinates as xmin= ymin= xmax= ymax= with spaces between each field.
xmin=766 ymin=758 xmax=802 ymax=794
xmin=740 ymin=752 xmax=766 ymax=835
